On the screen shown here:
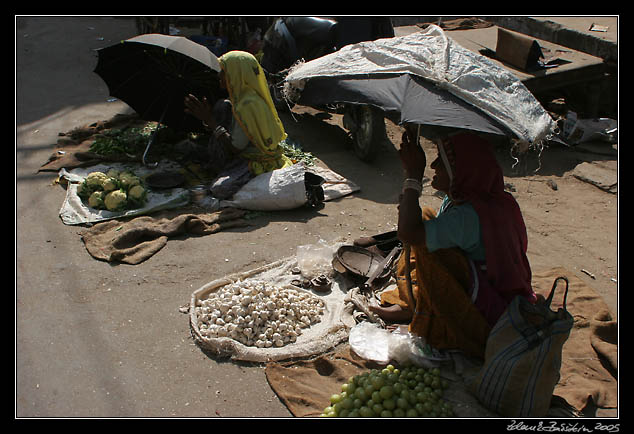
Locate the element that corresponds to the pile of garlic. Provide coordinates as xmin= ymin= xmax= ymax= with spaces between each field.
xmin=195 ymin=280 xmax=325 ymax=348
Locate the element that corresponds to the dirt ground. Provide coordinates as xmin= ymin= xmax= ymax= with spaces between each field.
xmin=16 ymin=16 xmax=618 ymax=418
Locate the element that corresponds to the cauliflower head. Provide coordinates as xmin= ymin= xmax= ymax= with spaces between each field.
xmin=103 ymin=177 xmax=119 ymax=192
xmin=119 ymin=172 xmax=141 ymax=189
xmin=104 ymin=190 xmax=128 ymax=211
xmin=128 ymin=185 xmax=146 ymax=201
xmin=88 ymin=191 xmax=105 ymax=209
xmin=85 ymin=171 xmax=109 ymax=188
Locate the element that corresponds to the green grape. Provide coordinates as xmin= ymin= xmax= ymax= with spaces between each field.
xmin=379 ymin=385 xmax=394 ymax=400
xmin=393 ymin=408 xmax=406 ymax=418
xmin=396 ymin=397 xmax=409 ymax=410
xmin=326 ymin=364 xmax=451 ymax=417
xmin=372 ymin=402 xmax=383 ymax=415
xmin=341 ymin=397 xmax=354 ymax=410
xmin=359 ymin=406 xmax=373 ymax=418
xmin=382 ymin=398 xmax=396 ymax=410
xmin=354 ymin=387 xmax=367 ymax=401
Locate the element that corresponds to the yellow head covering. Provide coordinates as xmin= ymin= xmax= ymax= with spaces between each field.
xmin=218 ymin=51 xmax=292 ymax=175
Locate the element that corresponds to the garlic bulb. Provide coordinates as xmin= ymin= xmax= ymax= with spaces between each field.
xmin=195 ymin=280 xmax=324 ymax=348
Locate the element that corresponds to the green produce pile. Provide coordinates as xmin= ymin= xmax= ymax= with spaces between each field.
xmin=76 ymin=169 xmax=148 ymax=212
xmin=89 ymin=124 xmax=158 ymax=157
xmin=320 ymin=364 xmax=454 ymax=418
xmin=88 ymin=121 xmax=316 ymax=170
xmin=279 ymin=139 xmax=316 ymax=167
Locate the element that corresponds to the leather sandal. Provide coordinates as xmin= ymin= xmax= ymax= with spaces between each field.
xmin=353 ymin=230 xmax=398 ymax=248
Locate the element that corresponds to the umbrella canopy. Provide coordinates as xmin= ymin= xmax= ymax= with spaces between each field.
xmin=294 ymin=73 xmax=511 ymax=137
xmin=94 ymin=34 xmax=221 ymax=132
xmin=284 ymin=25 xmax=556 ymax=145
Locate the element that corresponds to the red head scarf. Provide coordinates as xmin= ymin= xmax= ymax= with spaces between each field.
xmin=443 ymin=132 xmax=536 ymax=304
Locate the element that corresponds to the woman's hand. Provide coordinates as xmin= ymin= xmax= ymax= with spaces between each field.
xmin=398 ymin=125 xmax=426 ymax=180
xmin=184 ymin=94 xmax=215 ymax=128
xmin=397 ymin=125 xmax=427 ymax=246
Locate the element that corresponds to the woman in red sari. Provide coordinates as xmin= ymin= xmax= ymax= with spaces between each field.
xmin=370 ymin=126 xmax=537 ymax=358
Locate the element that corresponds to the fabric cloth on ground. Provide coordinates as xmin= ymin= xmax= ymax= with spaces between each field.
xmin=531 ymin=267 xmax=617 ymax=413
xmin=81 ymin=208 xmax=248 ymax=264
xmin=265 ymin=267 xmax=617 ymax=417
xmin=39 ymin=114 xmax=151 ymax=172
xmin=265 ymin=346 xmax=384 ymax=417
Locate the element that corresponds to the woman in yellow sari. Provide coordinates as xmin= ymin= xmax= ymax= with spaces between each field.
xmin=185 ymin=50 xmax=293 ymax=198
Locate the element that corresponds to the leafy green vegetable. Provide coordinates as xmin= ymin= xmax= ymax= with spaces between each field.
xmin=279 ymin=139 xmax=316 ymax=166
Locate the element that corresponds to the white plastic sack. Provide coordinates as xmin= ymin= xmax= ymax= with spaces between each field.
xmin=284 ymin=24 xmax=556 ymax=146
xmin=220 ymin=163 xmax=307 ymax=211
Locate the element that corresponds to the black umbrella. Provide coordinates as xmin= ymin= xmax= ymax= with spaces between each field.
xmin=283 ymin=26 xmax=557 ymax=146
xmin=94 ymin=34 xmax=222 ymax=165
xmin=294 ymin=73 xmax=512 ymax=138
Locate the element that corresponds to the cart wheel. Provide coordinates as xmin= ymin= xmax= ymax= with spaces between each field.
xmin=350 ymin=105 xmax=386 ymax=162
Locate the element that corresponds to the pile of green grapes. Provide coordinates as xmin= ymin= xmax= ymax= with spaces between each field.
xmin=320 ymin=364 xmax=455 ymax=418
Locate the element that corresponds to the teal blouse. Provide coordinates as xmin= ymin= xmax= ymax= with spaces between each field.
xmin=424 ymin=195 xmax=486 ymax=262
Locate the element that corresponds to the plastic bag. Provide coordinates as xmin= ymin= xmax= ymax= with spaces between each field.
xmin=389 ymin=325 xmax=449 ymax=368
xmin=220 ymin=163 xmax=307 ymax=211
xmin=296 ymin=239 xmax=338 ymax=279
xmin=563 ymin=111 xmax=617 ymax=145
xmin=349 ymin=322 xmax=391 ymax=364
xmin=349 ymin=322 xmax=450 ymax=367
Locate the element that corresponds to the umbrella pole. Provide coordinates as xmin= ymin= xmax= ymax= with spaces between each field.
xmin=142 ymin=105 xmax=169 ymax=168
xmin=403 ymin=244 xmax=417 ymax=315
xmin=405 ymin=127 xmax=421 ymax=314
